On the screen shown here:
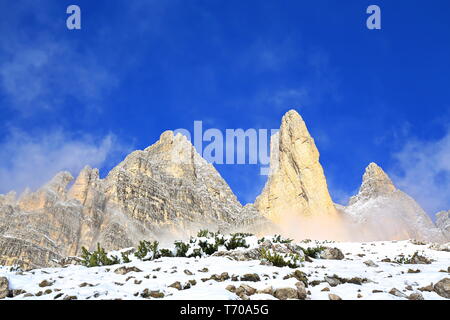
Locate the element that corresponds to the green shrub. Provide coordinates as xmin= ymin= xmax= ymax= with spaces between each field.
xmin=301 ymin=245 xmax=325 ymax=258
xmin=121 ymin=252 xmax=131 ymax=263
xmin=271 ymin=234 xmax=293 ymax=244
xmin=159 ymin=249 xmax=174 ymax=257
xmin=134 ymin=240 xmax=160 ymax=261
xmin=174 ymin=241 xmax=190 ymax=257
xmin=81 ymin=243 xmax=120 ymax=267
xmin=225 ymin=233 xmax=250 ymax=250
xmin=260 ymin=248 xmax=302 ymax=268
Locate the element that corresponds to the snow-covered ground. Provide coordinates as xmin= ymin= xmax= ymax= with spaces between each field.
xmin=1 ymin=239 xmax=449 ymax=300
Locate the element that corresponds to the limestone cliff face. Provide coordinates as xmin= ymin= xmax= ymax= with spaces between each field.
xmin=255 ymin=110 xmax=338 ymax=222
xmin=344 ymin=163 xmax=447 ymax=242
xmin=0 ymin=131 xmax=269 ymax=269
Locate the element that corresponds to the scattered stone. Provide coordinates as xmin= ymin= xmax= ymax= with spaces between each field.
xmin=10 ymin=289 xmax=26 ymax=297
xmin=38 ymin=280 xmax=54 ymax=287
xmin=357 ymin=293 xmax=363 ymax=298
xmin=225 ymin=285 xmax=236 ymax=293
xmin=418 ymin=284 xmax=434 ymax=292
xmin=240 ymin=273 xmax=260 ymax=282
xmin=295 ymin=282 xmax=307 ymax=300
xmin=410 ymin=252 xmax=431 ymax=265
xmin=324 ymin=276 xmax=342 ymax=287
xmin=198 ymin=268 xmax=209 ymax=273
xmin=44 ymin=289 xmax=52 ymax=295
xmin=134 ymin=280 xmax=142 ymax=285
xmin=256 ymin=287 xmax=274 ymax=295
xmin=283 ymin=270 xmax=308 ymax=287
xmin=168 ymin=281 xmax=182 ymax=290
xmin=309 ymin=280 xmax=323 ymax=287
xmin=408 ymin=292 xmax=424 ymax=300
xmin=328 ymin=293 xmax=342 ymax=300
xmin=364 ymin=260 xmax=379 ymax=267
xmin=372 ymin=290 xmax=383 ymax=293
xmin=389 ymin=288 xmax=408 ymax=298
xmin=63 ymin=295 xmax=78 ymax=300
xmin=407 ymin=269 xmax=421 ymax=274
xmin=79 ymin=282 xmax=94 ymax=287
xmin=381 ymin=258 xmax=392 ymax=263
xmin=321 ymin=287 xmax=330 ymax=292
xmin=0 ymin=277 xmax=9 ymax=299
xmin=236 ymin=284 xmax=257 ymax=297
xmin=210 ymin=272 xmax=230 ymax=282
xmin=141 ymin=289 xmax=164 ymax=299
xmin=433 ymin=278 xmax=450 ymax=299
xmin=114 ymin=266 xmax=142 ymax=275
xmin=54 ymin=293 xmax=64 ymax=299
xmin=320 ymin=247 xmax=344 ymax=260
xmin=184 ymin=269 xmax=193 ymax=275
xmin=274 ymin=287 xmax=299 ymax=300
xmin=188 ymin=279 xmax=197 ymax=286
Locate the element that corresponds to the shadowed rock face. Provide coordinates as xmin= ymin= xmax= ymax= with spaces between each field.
xmin=344 ymin=163 xmax=447 ymax=242
xmin=436 ymin=211 xmax=450 ymax=240
xmin=0 ymin=131 xmax=270 ymax=269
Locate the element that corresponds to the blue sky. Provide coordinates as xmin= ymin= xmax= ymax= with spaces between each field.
xmin=0 ymin=1 xmax=449 ymax=217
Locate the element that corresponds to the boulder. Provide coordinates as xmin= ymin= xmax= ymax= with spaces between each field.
xmin=274 ymin=287 xmax=299 ymax=300
xmin=320 ymin=247 xmax=344 ymax=260
xmin=0 ymin=277 xmax=9 ymax=299
xmin=433 ymin=278 xmax=450 ymax=299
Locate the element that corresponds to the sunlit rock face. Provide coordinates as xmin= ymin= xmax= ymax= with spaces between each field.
xmin=344 ymin=163 xmax=447 ymax=242
xmin=254 ymin=110 xmax=346 ymax=240
xmin=0 ymin=131 xmax=270 ymax=269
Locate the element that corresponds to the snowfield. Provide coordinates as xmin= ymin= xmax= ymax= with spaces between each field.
xmin=1 ymin=239 xmax=449 ymax=300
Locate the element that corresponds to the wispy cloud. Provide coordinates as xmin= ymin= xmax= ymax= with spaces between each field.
xmin=0 ymin=128 xmax=132 ymax=194
xmin=0 ymin=2 xmax=118 ymax=115
xmin=389 ymin=127 xmax=450 ymax=216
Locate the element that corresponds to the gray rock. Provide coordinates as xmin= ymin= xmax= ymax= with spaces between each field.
xmin=433 ymin=278 xmax=450 ymax=299
xmin=274 ymin=287 xmax=299 ymax=300
xmin=328 ymin=293 xmax=342 ymax=300
xmin=0 ymin=277 xmax=9 ymax=299
xmin=320 ymin=247 xmax=344 ymax=260
xmin=295 ymin=281 xmax=307 ymax=300
xmin=408 ymin=292 xmax=424 ymax=300
xmin=389 ymin=288 xmax=408 ymax=298
xmin=364 ymin=260 xmax=379 ymax=267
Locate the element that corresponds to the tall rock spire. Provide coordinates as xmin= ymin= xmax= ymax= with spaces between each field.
xmin=255 ymin=110 xmax=338 ymax=223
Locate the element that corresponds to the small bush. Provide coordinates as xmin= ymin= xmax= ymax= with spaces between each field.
xmin=225 ymin=233 xmax=250 ymax=250
xmin=121 ymin=252 xmax=131 ymax=264
xmin=159 ymin=249 xmax=174 ymax=257
xmin=301 ymin=246 xmax=325 ymax=258
xmin=271 ymin=234 xmax=293 ymax=244
xmin=260 ymin=248 xmax=302 ymax=268
xmin=134 ymin=240 xmax=160 ymax=261
xmin=81 ymin=243 xmax=120 ymax=267
xmin=174 ymin=241 xmax=190 ymax=257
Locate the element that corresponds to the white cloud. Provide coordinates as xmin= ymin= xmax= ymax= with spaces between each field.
xmin=0 ymin=41 xmax=118 ymax=115
xmin=0 ymin=3 xmax=118 ymax=115
xmin=389 ymin=128 xmax=450 ymax=215
xmin=0 ymin=129 xmax=132 ymax=194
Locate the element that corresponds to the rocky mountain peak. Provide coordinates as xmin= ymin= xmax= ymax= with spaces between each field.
xmin=349 ymin=163 xmax=396 ymax=205
xmin=255 ymin=109 xmax=338 ymax=224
